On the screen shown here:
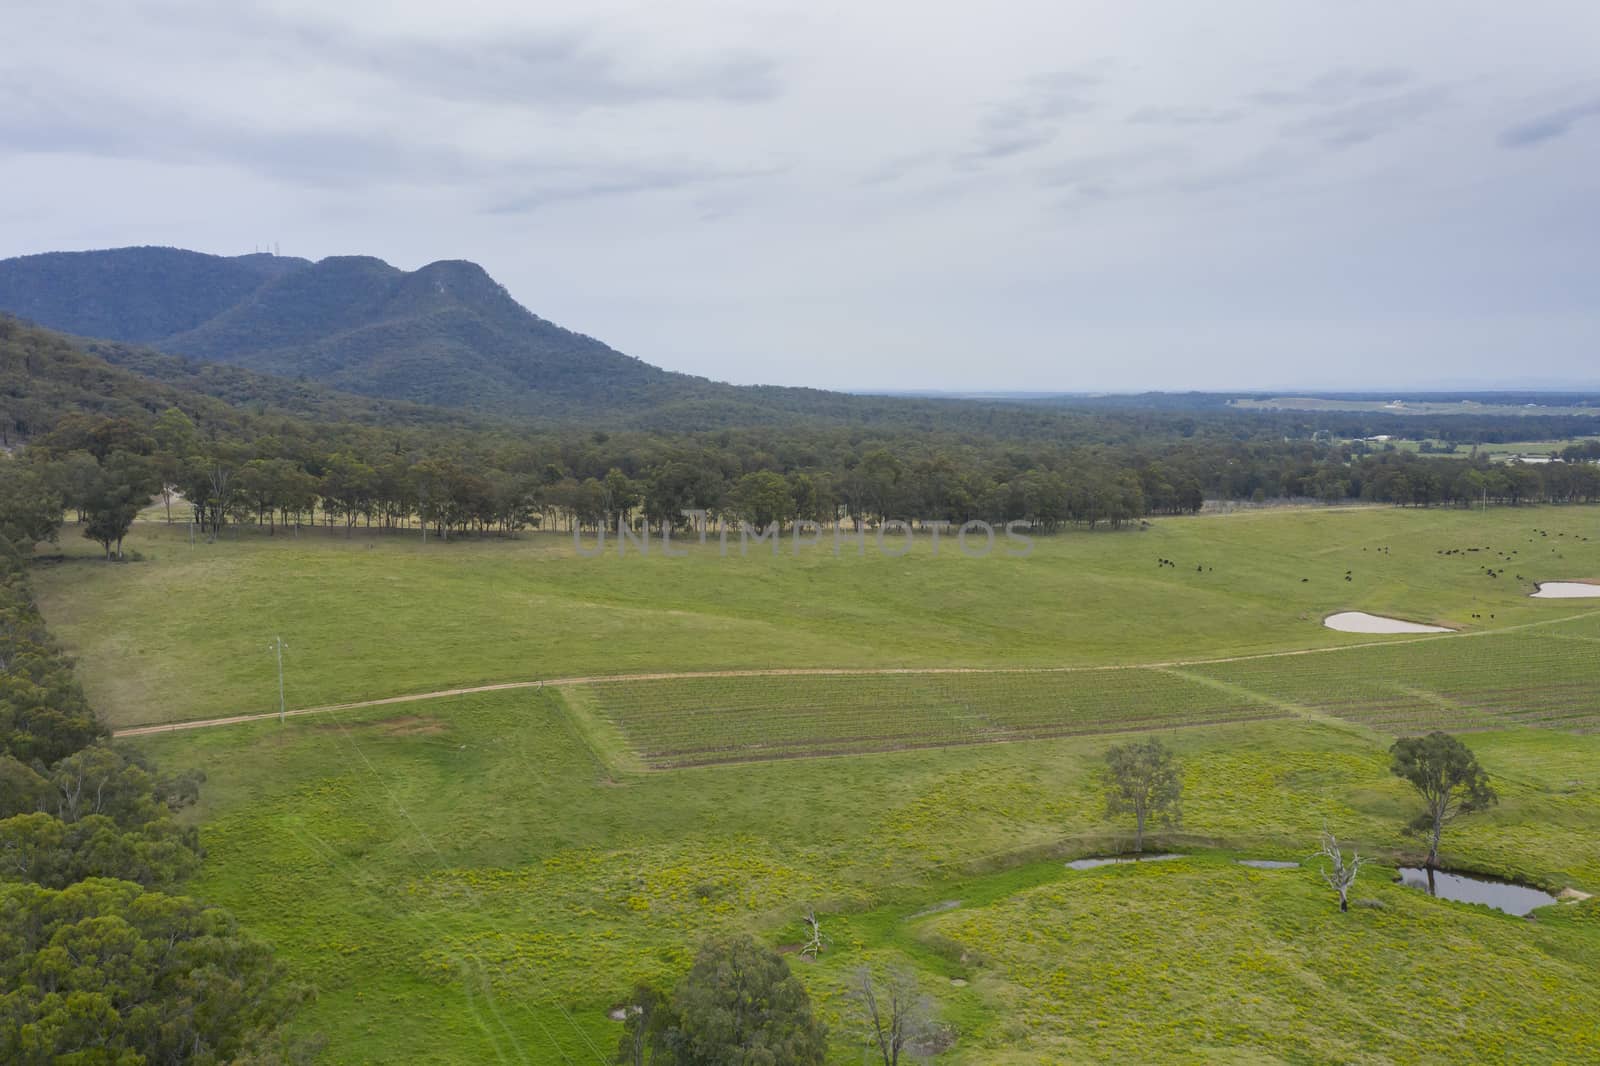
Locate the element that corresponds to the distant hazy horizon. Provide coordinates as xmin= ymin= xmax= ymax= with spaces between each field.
xmin=860 ymin=384 xmax=1600 ymax=399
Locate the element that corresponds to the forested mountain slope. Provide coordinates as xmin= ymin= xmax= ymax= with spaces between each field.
xmin=0 ymin=247 xmax=308 ymax=344
xmin=0 ymin=249 xmax=1225 ymax=434
xmin=0 ymin=315 xmax=482 ymax=444
xmin=0 ymin=247 xmax=711 ymax=417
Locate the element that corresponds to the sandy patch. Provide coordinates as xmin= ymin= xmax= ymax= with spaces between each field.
xmin=1323 ymin=612 xmax=1453 ymax=634
xmin=1532 ymin=581 xmax=1600 ymax=599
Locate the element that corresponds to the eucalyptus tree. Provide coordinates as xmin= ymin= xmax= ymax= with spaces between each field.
xmin=1102 ymin=738 xmax=1183 ymax=853
xmin=81 ymin=451 xmax=158 ymax=559
xmin=0 ymin=460 xmax=61 ymax=553
xmin=1390 ymin=732 xmax=1498 ymax=866
xmin=660 ymin=935 xmax=827 ymax=1065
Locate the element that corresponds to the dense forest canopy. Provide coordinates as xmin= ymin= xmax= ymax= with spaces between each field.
xmin=5 ymin=315 xmax=1600 ymax=556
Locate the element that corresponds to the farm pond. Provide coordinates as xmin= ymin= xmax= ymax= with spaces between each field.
xmin=1396 ymin=867 xmax=1558 ymax=916
xmin=1066 ymin=854 xmax=1185 ymax=870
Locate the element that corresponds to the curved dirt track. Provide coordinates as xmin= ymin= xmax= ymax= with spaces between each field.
xmin=112 ymin=607 xmax=1600 ymax=738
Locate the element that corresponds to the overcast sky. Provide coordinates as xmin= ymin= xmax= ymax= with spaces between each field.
xmin=5 ymin=0 xmax=1599 ymax=391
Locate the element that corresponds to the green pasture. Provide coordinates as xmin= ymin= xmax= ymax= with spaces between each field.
xmin=1233 ymin=396 xmax=1600 ymax=416
xmin=129 ymin=690 xmax=1600 ymax=1065
xmin=34 ymin=503 xmax=1600 ymax=1062
xmin=1370 ymin=436 xmax=1600 ymax=460
xmin=572 ymin=609 xmax=1600 ymax=768
xmin=30 ymin=504 xmax=1600 ymax=728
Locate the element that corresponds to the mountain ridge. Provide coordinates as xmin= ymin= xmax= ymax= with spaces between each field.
xmin=0 ymin=246 xmax=696 ymax=418
xmin=0 ymin=247 xmax=310 ymax=344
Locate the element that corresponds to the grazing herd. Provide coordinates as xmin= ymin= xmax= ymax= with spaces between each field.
xmin=1154 ymin=558 xmax=1213 ymax=573
xmin=1155 ymin=526 xmax=1591 ymax=625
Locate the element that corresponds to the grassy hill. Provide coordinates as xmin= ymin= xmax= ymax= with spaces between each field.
xmin=135 ymin=695 xmax=1600 ymax=1064
xmin=32 ymin=505 xmax=1600 ymax=1063
xmin=33 ymin=504 xmax=1600 ymax=729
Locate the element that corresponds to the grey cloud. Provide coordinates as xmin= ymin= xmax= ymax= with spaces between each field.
xmin=1311 ymin=67 xmax=1412 ymax=93
xmin=1035 ymin=144 xmax=1189 ymax=205
xmin=1250 ymin=67 xmax=1413 ymax=109
xmin=864 ymin=69 xmax=1105 ymax=187
xmin=0 ymin=77 xmax=476 ymax=185
xmin=857 ymin=151 xmax=943 ymax=187
xmin=960 ymin=70 xmax=1102 ymax=165
xmin=1499 ymin=98 xmax=1600 ymax=147
xmin=0 ymin=79 xmax=133 ymax=158
xmin=1037 ymin=145 xmax=1181 ymax=186
xmin=0 ymin=1 xmax=786 ymax=197
xmin=969 ymin=128 xmax=1056 ymax=161
xmin=285 ymin=23 xmax=782 ymax=111
xmin=484 ymin=163 xmax=783 ymax=214
xmin=103 ymin=0 xmax=785 ymax=114
xmin=1128 ymin=106 xmax=1242 ymax=127
xmin=1164 ymin=148 xmax=1299 ymax=196
xmin=0 ymin=74 xmax=784 ymax=216
xmin=1278 ymin=86 xmax=1450 ymax=148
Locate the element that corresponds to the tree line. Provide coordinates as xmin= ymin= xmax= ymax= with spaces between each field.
xmin=11 ymin=407 xmax=1599 ymax=564
xmin=9 ymin=316 xmax=1600 ymax=560
xmin=0 ymin=521 xmax=305 ymax=1060
xmin=1348 ymin=450 xmax=1600 ymax=507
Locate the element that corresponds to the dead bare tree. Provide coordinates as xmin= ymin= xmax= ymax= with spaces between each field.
xmin=853 ymin=965 xmax=934 ymax=1066
xmin=1314 ymin=829 xmax=1365 ymax=912
xmin=799 ymin=907 xmax=830 ymax=959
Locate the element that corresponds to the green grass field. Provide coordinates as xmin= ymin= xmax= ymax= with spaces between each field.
xmin=30 ymin=504 xmax=1600 ymax=1063
xmin=30 ymin=505 xmax=1600 ymax=729
xmin=128 ymin=696 xmax=1600 ymax=1065
xmin=1364 ymin=436 xmax=1600 ymax=461
xmin=1232 ymin=396 xmax=1600 ymax=416
xmin=571 ymin=669 xmax=1286 ymax=767
xmin=566 ymin=612 xmax=1600 ymax=769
